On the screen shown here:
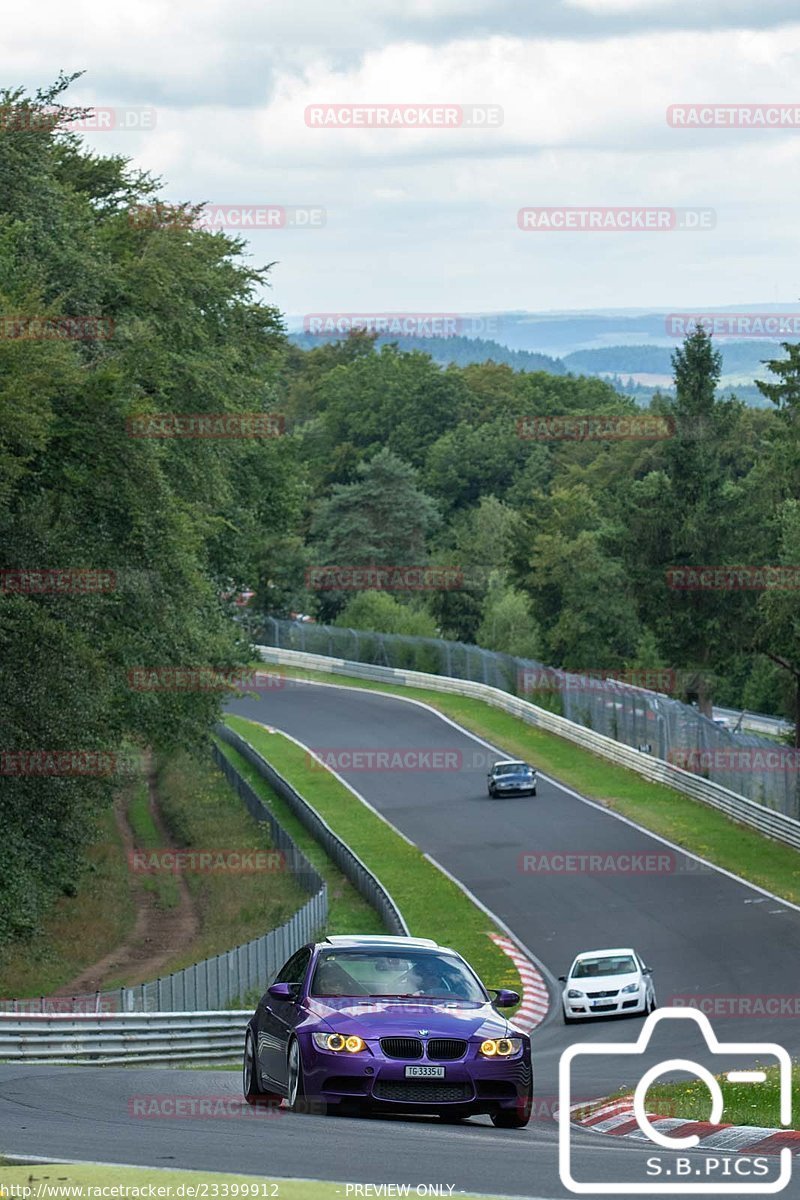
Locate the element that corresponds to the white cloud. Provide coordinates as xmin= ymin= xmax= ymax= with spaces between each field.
xmin=3 ymin=4 xmax=800 ymax=312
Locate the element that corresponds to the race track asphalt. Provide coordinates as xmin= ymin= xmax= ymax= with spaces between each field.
xmin=2 ymin=676 xmax=799 ymax=1197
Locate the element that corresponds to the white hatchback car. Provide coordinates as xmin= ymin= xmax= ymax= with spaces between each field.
xmin=559 ymin=947 xmax=657 ymax=1023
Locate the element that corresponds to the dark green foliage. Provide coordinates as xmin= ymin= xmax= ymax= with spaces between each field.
xmin=0 ymin=80 xmax=304 ymax=947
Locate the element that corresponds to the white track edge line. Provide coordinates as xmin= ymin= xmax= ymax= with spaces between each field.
xmin=269 ymin=672 xmax=800 ymax=916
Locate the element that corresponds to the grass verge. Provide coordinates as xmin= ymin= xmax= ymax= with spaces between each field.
xmin=213 ymin=742 xmax=384 ymax=938
xmin=261 ymin=666 xmax=800 ymax=907
xmin=142 ymin=750 xmax=309 ymax=976
xmin=127 ymin=777 xmax=180 ymax=911
xmin=642 ymin=1063 xmax=800 ymax=1128
xmin=0 ymin=800 xmax=136 ymax=999
xmin=0 ymin=749 xmax=311 ymax=998
xmin=222 ymin=716 xmax=523 ymax=1001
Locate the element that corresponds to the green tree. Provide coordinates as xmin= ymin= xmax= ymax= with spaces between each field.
xmin=0 ymin=79 xmax=301 ymax=948
xmin=476 ymin=571 xmax=541 ymax=659
xmin=335 ymin=591 xmax=438 ymax=637
xmin=757 ymin=500 xmax=800 ymax=744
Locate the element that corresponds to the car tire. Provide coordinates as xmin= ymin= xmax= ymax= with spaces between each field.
xmin=287 ymin=1037 xmax=325 ymax=1115
xmin=491 ymin=1092 xmax=532 ymax=1129
xmin=488 ymin=785 xmax=496 ymax=797
xmin=647 ymin=991 xmax=657 ymax=1014
xmin=530 ymin=788 xmax=537 ymax=796
xmin=562 ymin=1007 xmax=577 ymax=1025
xmin=243 ymin=1030 xmax=282 ymax=1108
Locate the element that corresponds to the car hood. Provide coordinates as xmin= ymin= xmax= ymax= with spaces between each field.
xmin=567 ymin=971 xmax=641 ymax=991
xmin=306 ymin=997 xmax=513 ymax=1039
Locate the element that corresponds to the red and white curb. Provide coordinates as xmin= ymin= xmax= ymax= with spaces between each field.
xmin=488 ymin=932 xmax=550 ymax=1031
xmin=570 ymin=1096 xmax=800 ymax=1156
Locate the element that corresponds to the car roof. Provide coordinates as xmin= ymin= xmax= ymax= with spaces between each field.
xmin=573 ymin=947 xmax=638 ymax=960
xmin=321 ymin=935 xmax=440 ymax=949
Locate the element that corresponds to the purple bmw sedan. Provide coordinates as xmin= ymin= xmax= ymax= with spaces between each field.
xmin=243 ymin=935 xmax=533 ymax=1127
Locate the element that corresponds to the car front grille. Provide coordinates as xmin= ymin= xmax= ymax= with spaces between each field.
xmin=373 ymin=1081 xmax=473 ymax=1104
xmin=586 ymin=990 xmax=620 ymax=998
xmin=380 ymin=1037 xmax=423 ymax=1059
xmin=427 ymin=1038 xmax=468 ymax=1061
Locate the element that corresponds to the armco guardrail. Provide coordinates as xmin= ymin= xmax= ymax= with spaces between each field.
xmin=215 ymin=723 xmax=409 ymax=935
xmin=0 ymin=1011 xmax=250 ymax=1065
xmin=255 ymin=645 xmax=800 ymax=853
xmin=256 ymin=616 xmax=799 ymax=819
xmin=1 ymin=749 xmax=328 ymax=1017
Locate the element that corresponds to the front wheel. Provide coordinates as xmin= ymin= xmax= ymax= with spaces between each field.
xmin=530 ymin=788 xmax=537 ymax=796
xmin=287 ymin=1038 xmax=326 ymax=1115
xmin=492 ymin=1093 xmax=532 ymax=1129
xmin=243 ymin=1030 xmax=281 ymax=1108
xmin=488 ymin=785 xmax=496 ymax=797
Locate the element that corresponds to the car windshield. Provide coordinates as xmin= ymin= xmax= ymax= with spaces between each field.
xmin=494 ymin=762 xmax=529 ymax=774
xmin=310 ymin=950 xmax=487 ymax=1002
xmin=572 ymin=955 xmax=637 ymax=978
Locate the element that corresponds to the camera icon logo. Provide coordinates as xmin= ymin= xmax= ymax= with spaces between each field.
xmin=558 ymin=1008 xmax=792 ymax=1194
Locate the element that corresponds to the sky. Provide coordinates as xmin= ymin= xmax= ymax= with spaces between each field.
xmin=5 ymin=1 xmax=800 ymax=321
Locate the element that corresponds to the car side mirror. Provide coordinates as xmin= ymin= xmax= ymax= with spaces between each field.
xmin=268 ymin=982 xmax=300 ymax=1001
xmin=558 ymin=975 xmax=567 ymax=982
xmin=491 ymin=988 xmax=520 ymax=1008
xmin=643 ymin=967 xmax=653 ymax=975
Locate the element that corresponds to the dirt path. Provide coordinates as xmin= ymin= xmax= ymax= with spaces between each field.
xmin=56 ymin=756 xmax=200 ymax=997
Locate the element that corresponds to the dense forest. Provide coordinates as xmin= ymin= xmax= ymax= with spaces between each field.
xmin=2 ymin=79 xmax=799 ymax=948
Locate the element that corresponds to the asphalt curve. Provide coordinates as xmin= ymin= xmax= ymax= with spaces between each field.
xmin=2 ymin=676 xmax=800 ymax=1197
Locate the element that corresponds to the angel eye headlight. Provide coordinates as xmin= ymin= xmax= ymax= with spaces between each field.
xmin=479 ymin=1037 xmax=522 ymax=1058
xmin=312 ymin=1032 xmax=367 ymax=1053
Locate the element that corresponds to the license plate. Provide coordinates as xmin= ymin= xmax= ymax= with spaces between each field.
xmin=404 ymin=1065 xmax=445 ymax=1078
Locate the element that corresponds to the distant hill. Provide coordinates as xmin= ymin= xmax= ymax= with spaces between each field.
xmin=563 ymin=342 xmax=783 ymax=376
xmin=288 ymin=332 xmax=565 ymax=374
xmin=287 ymin=307 xmax=795 ymax=407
